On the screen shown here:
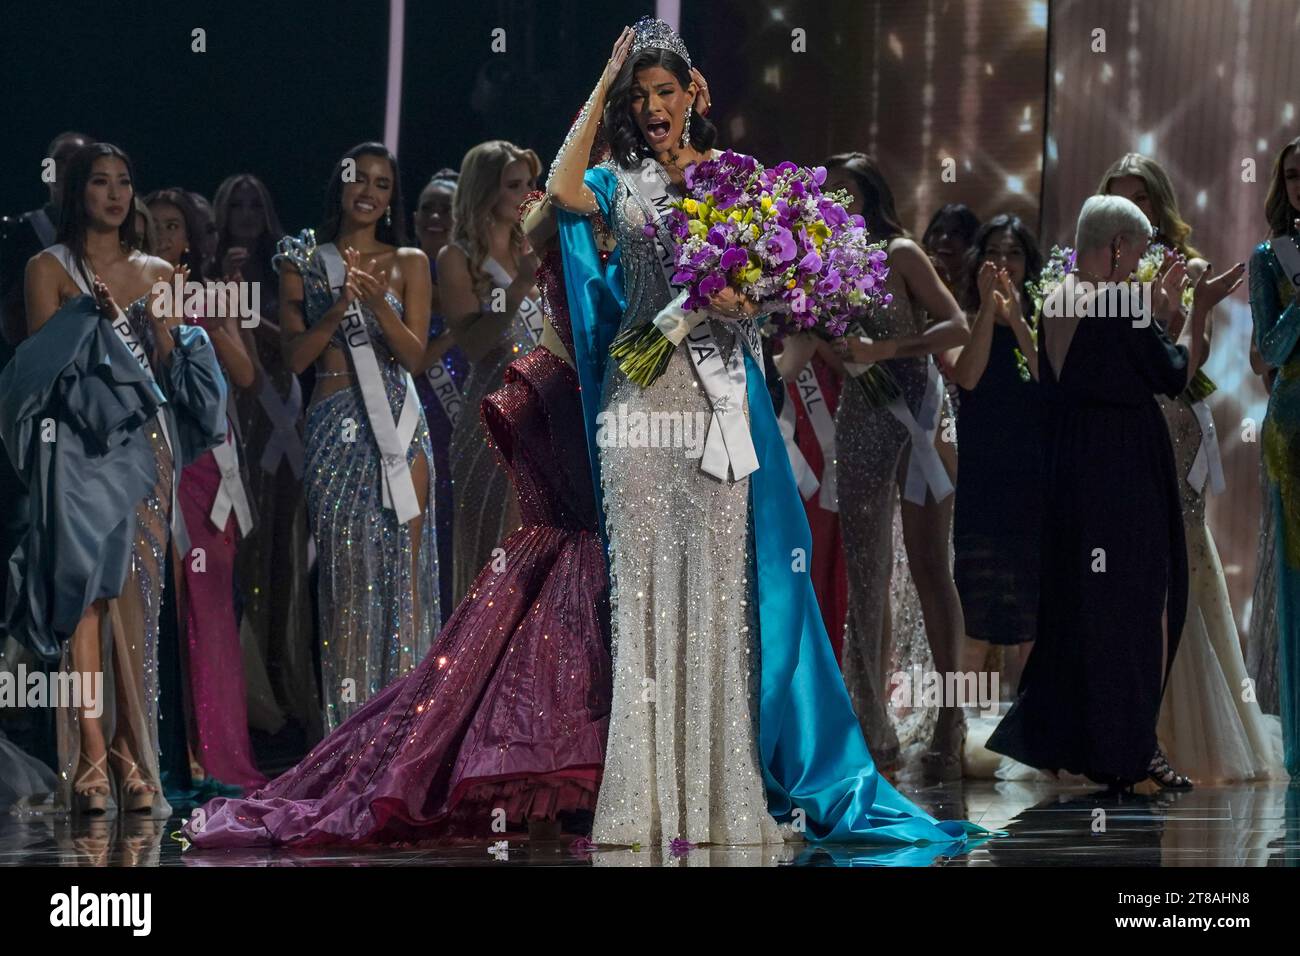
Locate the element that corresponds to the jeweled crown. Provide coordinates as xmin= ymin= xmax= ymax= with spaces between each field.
xmin=630 ymin=16 xmax=691 ymax=69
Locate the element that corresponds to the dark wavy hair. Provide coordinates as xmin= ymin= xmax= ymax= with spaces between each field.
xmin=823 ymin=152 xmax=907 ymax=242
xmin=922 ymin=203 xmax=981 ymax=252
xmin=144 ymin=187 xmax=208 ymax=277
xmin=1265 ymin=135 xmax=1300 ymax=238
xmin=963 ymin=213 xmax=1043 ymax=312
xmin=318 ymin=141 xmax=409 ymax=247
xmin=603 ymin=48 xmax=716 ymax=169
xmin=57 ymin=142 xmax=140 ymax=289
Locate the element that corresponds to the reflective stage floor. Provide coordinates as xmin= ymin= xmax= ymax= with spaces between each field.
xmin=3 ymin=779 xmax=1297 ymax=867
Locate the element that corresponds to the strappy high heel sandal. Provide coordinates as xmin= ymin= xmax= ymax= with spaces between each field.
xmin=1146 ymin=748 xmax=1193 ymax=791
xmin=921 ymin=710 xmax=968 ymax=783
xmin=110 ymin=746 xmax=158 ymax=813
xmin=73 ymin=754 xmax=111 ymax=815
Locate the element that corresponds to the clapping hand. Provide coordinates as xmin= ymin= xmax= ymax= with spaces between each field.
xmin=344 ymin=247 xmax=390 ymax=313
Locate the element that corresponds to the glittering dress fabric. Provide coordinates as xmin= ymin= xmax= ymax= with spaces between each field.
xmin=277 ymin=234 xmax=438 ymax=734
xmin=449 ymin=250 xmax=532 ymax=607
xmin=785 ymin=355 xmax=848 ymax=660
xmin=177 ymin=444 xmax=267 ymax=789
xmin=591 ymin=170 xmax=783 ymax=847
xmin=413 ymin=264 xmax=469 ymax=622
xmin=1155 ymin=394 xmax=1281 ymax=782
xmin=953 ymin=323 xmax=1044 ymax=645
xmin=55 ymin=419 xmax=174 ymax=818
xmin=1247 ymin=456 xmax=1280 ymax=714
xmin=1250 ymin=239 xmax=1300 ymax=775
xmin=234 ymin=325 xmax=320 ymax=742
xmin=836 ymin=269 xmax=952 ymax=766
xmin=183 ymin=341 xmax=611 ymax=847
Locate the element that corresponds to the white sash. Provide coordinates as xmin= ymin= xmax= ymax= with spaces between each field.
xmin=778 ymin=393 xmax=819 ymax=499
xmin=1273 ymin=235 xmax=1300 ymax=293
xmin=44 ymin=245 xmax=189 ymax=548
xmin=317 ymin=243 xmax=422 ymax=525
xmin=1186 ymin=400 xmax=1226 ymax=496
xmin=793 ymin=361 xmax=839 ymax=511
xmin=423 ymin=357 xmax=463 ymax=428
xmin=625 ymin=159 xmax=761 ymax=481
xmin=842 ymin=354 xmax=952 ymax=505
xmin=29 ymin=208 xmax=56 ymax=248
xmin=209 ymin=427 xmax=254 ymax=534
xmin=481 ymin=256 xmax=544 ymax=345
xmin=256 ymin=373 xmax=305 ymax=478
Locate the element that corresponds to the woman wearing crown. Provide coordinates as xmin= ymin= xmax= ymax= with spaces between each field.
xmin=548 ymin=18 xmax=984 ymax=849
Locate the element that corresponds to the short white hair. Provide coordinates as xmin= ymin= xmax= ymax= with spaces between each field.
xmin=1075 ymin=194 xmax=1152 ymax=253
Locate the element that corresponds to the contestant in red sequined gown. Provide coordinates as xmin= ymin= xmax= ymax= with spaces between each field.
xmin=181 ymin=202 xmax=611 ymax=847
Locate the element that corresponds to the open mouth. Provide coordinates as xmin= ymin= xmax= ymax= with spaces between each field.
xmin=644 ymin=117 xmax=672 ymax=146
xmin=355 ymin=200 xmax=378 ymax=214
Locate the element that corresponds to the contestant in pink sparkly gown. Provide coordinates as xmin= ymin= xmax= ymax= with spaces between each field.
xmin=181 ymin=196 xmax=610 ymax=846
xmin=147 ymin=188 xmax=267 ymax=791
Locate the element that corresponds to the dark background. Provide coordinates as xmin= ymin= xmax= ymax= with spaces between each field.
xmin=3 ymin=0 xmax=1293 ymax=636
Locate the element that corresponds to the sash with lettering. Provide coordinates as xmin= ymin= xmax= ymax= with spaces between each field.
xmin=1274 ymin=234 xmax=1300 ymax=294
xmin=843 ymin=352 xmax=953 ymax=505
xmin=44 ymin=244 xmax=191 ymax=549
xmin=622 ymin=157 xmax=760 ymax=481
xmin=792 ymin=361 xmax=840 ymax=511
xmin=423 ymin=355 xmax=463 ymax=429
xmin=480 ymin=255 xmax=545 ymax=347
xmin=316 ymin=243 xmax=423 ymax=525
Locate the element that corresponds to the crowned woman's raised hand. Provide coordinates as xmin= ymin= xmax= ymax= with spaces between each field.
xmin=601 ymin=26 xmax=635 ymax=90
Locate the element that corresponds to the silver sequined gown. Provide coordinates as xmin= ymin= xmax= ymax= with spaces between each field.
xmin=276 ymin=234 xmax=438 ymax=734
xmin=837 ymin=268 xmax=953 ymax=764
xmin=1156 ymin=394 xmax=1280 ymax=781
xmin=448 ymin=248 xmax=531 ymax=606
xmin=591 ymin=160 xmax=783 ymax=846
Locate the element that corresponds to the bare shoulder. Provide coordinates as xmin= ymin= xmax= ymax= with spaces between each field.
xmin=436 ymin=242 xmax=468 ymax=273
xmin=133 ymin=251 xmax=174 ymax=282
xmin=26 ymin=248 xmax=62 ymax=280
xmin=887 ymin=237 xmax=927 ymax=270
xmin=397 ymin=246 xmax=429 ymax=267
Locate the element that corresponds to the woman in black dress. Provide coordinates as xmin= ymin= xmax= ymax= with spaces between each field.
xmin=987 ymin=195 xmax=1242 ymax=788
xmin=946 ymin=215 xmax=1045 ymax=695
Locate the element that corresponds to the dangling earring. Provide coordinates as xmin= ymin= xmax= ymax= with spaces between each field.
xmin=384 ymin=206 xmax=392 ymax=227
xmin=681 ymin=104 xmax=693 ymax=148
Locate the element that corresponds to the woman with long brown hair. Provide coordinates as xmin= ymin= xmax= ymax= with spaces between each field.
xmin=1251 ymin=135 xmax=1300 ymax=777
xmin=437 ymin=140 xmax=542 ymax=604
xmin=825 ymin=152 xmax=972 ymax=781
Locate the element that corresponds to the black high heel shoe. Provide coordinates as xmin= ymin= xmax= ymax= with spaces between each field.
xmin=1146 ymin=748 xmax=1193 ymax=790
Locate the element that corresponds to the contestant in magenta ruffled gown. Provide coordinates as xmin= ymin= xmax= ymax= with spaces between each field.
xmin=181 ymin=203 xmax=611 ymax=847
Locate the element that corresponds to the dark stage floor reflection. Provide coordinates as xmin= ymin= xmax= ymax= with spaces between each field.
xmin=3 ymin=780 xmax=1298 ymax=867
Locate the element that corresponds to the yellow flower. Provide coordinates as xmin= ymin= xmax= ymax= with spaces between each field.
xmin=688 ymin=219 xmax=707 ymax=237
xmin=760 ymin=196 xmax=773 ymax=211
xmin=683 ymin=198 xmax=699 ymax=215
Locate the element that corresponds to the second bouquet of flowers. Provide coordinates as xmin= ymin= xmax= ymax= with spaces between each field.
xmin=609 ymin=150 xmax=894 ymax=387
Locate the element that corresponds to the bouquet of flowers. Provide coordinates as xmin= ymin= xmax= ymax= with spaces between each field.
xmin=1134 ymin=242 xmax=1216 ymax=402
xmin=609 ymin=151 xmax=895 ymax=389
xmin=1019 ymin=245 xmax=1076 ymax=382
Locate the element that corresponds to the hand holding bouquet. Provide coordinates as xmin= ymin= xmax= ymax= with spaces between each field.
xmin=610 ymin=150 xmax=894 ymax=387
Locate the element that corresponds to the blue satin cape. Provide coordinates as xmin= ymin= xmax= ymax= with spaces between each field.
xmin=558 ymin=167 xmax=990 ymax=850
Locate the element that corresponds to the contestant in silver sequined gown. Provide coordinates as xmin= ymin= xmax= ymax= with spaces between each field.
xmin=590 ymin=161 xmax=784 ymax=846
xmin=836 ymin=268 xmax=954 ymax=765
xmin=277 ymin=234 xmax=438 ymax=733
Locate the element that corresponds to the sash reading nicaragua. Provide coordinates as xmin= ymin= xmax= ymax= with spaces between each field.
xmin=317 ymin=243 xmax=423 ymax=525
xmin=792 ymin=361 xmax=839 ymax=511
xmin=623 ymin=157 xmax=760 ymax=481
xmin=44 ymin=245 xmax=192 ymax=546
